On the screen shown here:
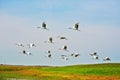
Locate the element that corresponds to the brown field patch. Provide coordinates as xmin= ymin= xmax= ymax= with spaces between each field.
xmin=17 ymin=70 xmax=120 ymax=80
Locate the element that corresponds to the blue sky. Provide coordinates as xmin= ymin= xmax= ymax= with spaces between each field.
xmin=0 ymin=0 xmax=120 ymax=66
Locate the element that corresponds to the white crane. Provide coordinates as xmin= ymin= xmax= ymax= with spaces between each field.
xmin=48 ymin=37 xmax=53 ymax=43
xmin=37 ymin=22 xmax=49 ymax=30
xmin=21 ymin=50 xmax=32 ymax=55
xmin=47 ymin=53 xmax=52 ymax=58
xmin=57 ymin=36 xmax=68 ymax=40
xmin=26 ymin=51 xmax=32 ymax=55
xmin=90 ymin=52 xmax=98 ymax=56
xmin=93 ymin=55 xmax=99 ymax=60
xmin=59 ymin=45 xmax=68 ymax=51
xmin=103 ymin=57 xmax=111 ymax=61
xmin=27 ymin=43 xmax=36 ymax=48
xmin=15 ymin=43 xmax=24 ymax=47
xmin=44 ymin=37 xmax=54 ymax=44
xmin=68 ymin=23 xmax=80 ymax=31
xmin=71 ymin=53 xmax=80 ymax=57
xmin=61 ymin=55 xmax=68 ymax=60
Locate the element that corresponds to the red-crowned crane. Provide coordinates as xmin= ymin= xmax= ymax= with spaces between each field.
xmin=15 ymin=43 xmax=24 ymax=47
xmin=61 ymin=55 xmax=68 ymax=60
xmin=57 ymin=36 xmax=68 ymax=40
xmin=68 ymin=23 xmax=80 ymax=31
xmin=37 ymin=22 xmax=49 ymax=30
xmin=71 ymin=53 xmax=80 ymax=57
xmin=27 ymin=43 xmax=36 ymax=48
xmin=103 ymin=57 xmax=111 ymax=61
xmin=59 ymin=45 xmax=68 ymax=51
xmin=44 ymin=37 xmax=54 ymax=44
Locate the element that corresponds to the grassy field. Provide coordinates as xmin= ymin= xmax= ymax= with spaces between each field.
xmin=0 ymin=63 xmax=120 ymax=80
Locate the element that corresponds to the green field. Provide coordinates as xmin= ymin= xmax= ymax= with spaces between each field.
xmin=0 ymin=63 xmax=120 ymax=80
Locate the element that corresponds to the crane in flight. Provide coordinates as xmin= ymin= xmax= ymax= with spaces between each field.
xmin=68 ymin=23 xmax=80 ymax=31
xmin=15 ymin=43 xmax=24 ymax=47
xmin=103 ymin=57 xmax=111 ymax=61
xmin=59 ymin=45 xmax=68 ymax=51
xmin=44 ymin=37 xmax=54 ymax=44
xmin=90 ymin=52 xmax=98 ymax=56
xmin=21 ymin=50 xmax=32 ymax=55
xmin=71 ymin=53 xmax=80 ymax=58
xmin=57 ymin=36 xmax=68 ymax=40
xmin=93 ymin=55 xmax=99 ymax=60
xmin=27 ymin=43 xmax=36 ymax=48
xmin=61 ymin=55 xmax=68 ymax=60
xmin=90 ymin=52 xmax=99 ymax=60
xmin=37 ymin=22 xmax=49 ymax=30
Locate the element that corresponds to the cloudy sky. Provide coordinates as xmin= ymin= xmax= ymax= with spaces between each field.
xmin=0 ymin=0 xmax=120 ymax=66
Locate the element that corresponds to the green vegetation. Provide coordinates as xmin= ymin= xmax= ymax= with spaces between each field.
xmin=0 ymin=63 xmax=120 ymax=80
xmin=38 ymin=63 xmax=120 ymax=75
